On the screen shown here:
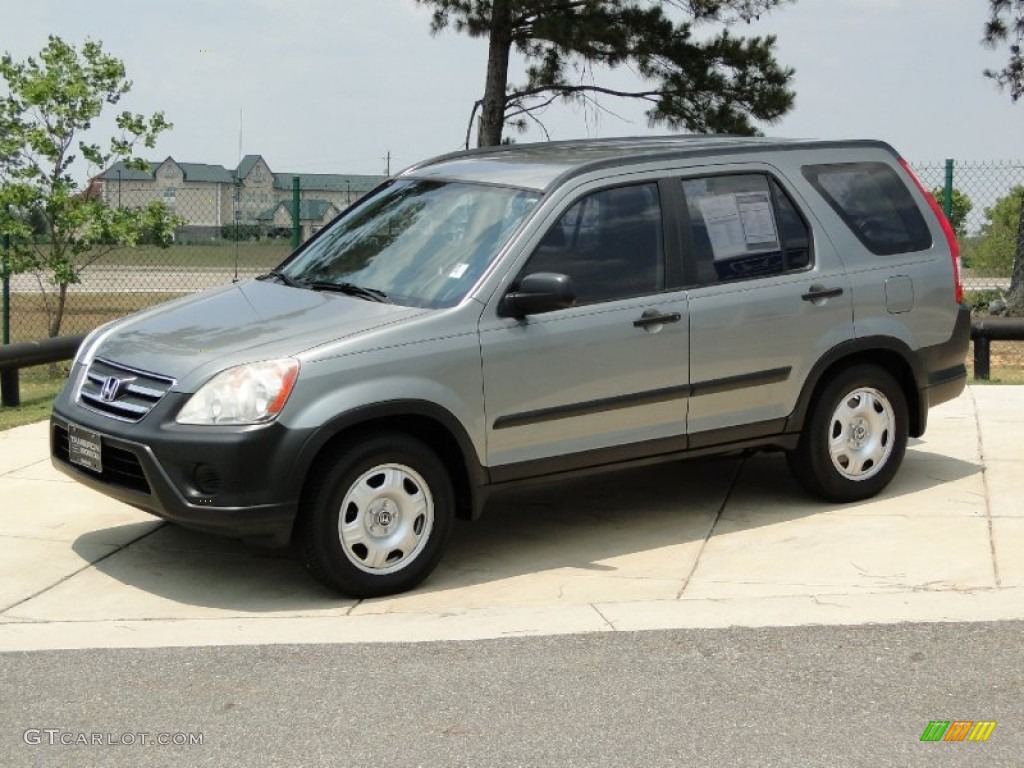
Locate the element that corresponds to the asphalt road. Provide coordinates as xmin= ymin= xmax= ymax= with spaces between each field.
xmin=2 ymin=621 xmax=1020 ymax=768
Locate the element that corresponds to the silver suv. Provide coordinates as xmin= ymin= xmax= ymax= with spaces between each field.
xmin=51 ymin=137 xmax=970 ymax=597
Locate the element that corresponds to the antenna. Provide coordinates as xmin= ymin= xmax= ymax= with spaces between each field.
xmin=383 ymin=151 xmax=391 ymax=177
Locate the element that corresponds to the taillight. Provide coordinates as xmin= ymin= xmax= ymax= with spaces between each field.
xmin=899 ymin=157 xmax=963 ymax=304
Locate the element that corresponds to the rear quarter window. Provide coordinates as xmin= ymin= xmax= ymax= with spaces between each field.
xmin=802 ymin=162 xmax=932 ymax=255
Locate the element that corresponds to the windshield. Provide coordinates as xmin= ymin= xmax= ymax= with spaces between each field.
xmin=279 ymin=179 xmax=541 ymax=308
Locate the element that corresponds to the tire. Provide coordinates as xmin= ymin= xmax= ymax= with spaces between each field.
xmin=299 ymin=432 xmax=455 ymax=598
xmin=787 ymin=365 xmax=908 ymax=503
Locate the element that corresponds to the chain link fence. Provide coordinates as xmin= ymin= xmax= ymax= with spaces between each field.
xmin=2 ymin=156 xmax=1024 ymax=378
xmin=913 ymin=159 xmax=1024 ymax=377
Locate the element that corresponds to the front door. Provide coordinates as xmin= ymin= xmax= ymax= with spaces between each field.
xmin=478 ymin=181 xmax=690 ymax=478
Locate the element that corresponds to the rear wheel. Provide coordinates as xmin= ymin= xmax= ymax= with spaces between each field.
xmin=787 ymin=365 xmax=908 ymax=502
xmin=299 ymin=432 xmax=455 ymax=598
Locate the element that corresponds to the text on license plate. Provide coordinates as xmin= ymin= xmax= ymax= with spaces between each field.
xmin=68 ymin=424 xmax=103 ymax=473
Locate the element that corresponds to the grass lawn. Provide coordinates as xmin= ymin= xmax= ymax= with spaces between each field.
xmin=7 ymin=292 xmax=186 ymax=343
xmin=0 ymin=367 xmax=67 ymax=432
xmin=92 ymin=241 xmax=292 ymax=269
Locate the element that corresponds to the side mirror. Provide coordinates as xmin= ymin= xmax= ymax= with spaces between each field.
xmin=499 ymin=272 xmax=576 ymax=318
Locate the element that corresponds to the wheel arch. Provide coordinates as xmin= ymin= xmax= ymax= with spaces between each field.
xmin=787 ymin=338 xmax=926 ymax=439
xmin=290 ymin=401 xmax=488 ymax=531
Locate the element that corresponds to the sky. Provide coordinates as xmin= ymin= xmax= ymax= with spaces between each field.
xmin=0 ymin=0 xmax=1021 ymax=182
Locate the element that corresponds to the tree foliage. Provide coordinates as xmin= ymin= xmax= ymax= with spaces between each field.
xmin=966 ymin=185 xmax=1024 ymax=278
xmin=416 ymin=0 xmax=796 ymax=147
xmin=980 ymin=2 xmax=1024 ymax=308
xmin=984 ymin=0 xmax=1024 ymax=100
xmin=930 ymin=187 xmax=973 ymax=237
xmin=0 ymin=36 xmax=179 ymax=338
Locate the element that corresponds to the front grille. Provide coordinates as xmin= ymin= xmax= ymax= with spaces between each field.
xmin=78 ymin=358 xmax=175 ymax=422
xmin=53 ymin=425 xmax=151 ymax=494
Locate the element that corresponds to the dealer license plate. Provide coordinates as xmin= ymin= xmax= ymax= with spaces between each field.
xmin=68 ymin=424 xmax=103 ymax=473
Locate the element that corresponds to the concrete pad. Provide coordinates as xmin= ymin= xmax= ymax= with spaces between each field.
xmin=984 ymin=459 xmax=1024 ymax=518
xmin=0 ymin=386 xmax=1021 ymax=650
xmin=976 ymin=419 xmax=1024 ymax=462
xmin=726 ymin=453 xmax=985 ymax=520
xmin=353 ymin=460 xmax=736 ymax=614
xmin=0 ymin=432 xmax=51 ymax=476
xmin=0 ymin=536 xmax=122 ymax=610
xmin=0 ymin=478 xmax=156 ymax=543
xmin=970 ymin=384 xmax=1024 ymax=415
xmin=992 ymin=518 xmax=1024 ymax=587
xmin=685 ymin=455 xmax=999 ymax=600
xmin=5 ymin=458 xmax=75 ymax=483
xmin=7 ymin=541 xmax=355 ymax=622
xmin=836 ymin=455 xmax=986 ymax=517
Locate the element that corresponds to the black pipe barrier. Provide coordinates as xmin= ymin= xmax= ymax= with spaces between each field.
xmin=970 ymin=317 xmax=1024 ymax=381
xmin=0 ymin=334 xmax=86 ymax=407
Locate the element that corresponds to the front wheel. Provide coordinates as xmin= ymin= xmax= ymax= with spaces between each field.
xmin=787 ymin=365 xmax=908 ymax=503
xmin=299 ymin=432 xmax=455 ymax=598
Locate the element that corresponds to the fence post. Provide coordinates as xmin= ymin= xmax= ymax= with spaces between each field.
xmin=974 ymin=336 xmax=991 ymax=380
xmin=291 ymin=176 xmax=301 ymax=250
xmin=1 ymin=222 xmax=18 ymax=407
xmin=2 ymin=218 xmax=9 ymax=346
xmin=942 ymin=158 xmax=954 ymax=220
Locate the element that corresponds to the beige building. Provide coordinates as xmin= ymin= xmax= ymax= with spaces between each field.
xmin=100 ymin=155 xmax=384 ymax=240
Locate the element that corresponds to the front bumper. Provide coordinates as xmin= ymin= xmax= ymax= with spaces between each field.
xmin=50 ymin=387 xmax=308 ymax=547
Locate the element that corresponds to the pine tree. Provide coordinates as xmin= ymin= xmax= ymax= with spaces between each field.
xmin=416 ymin=0 xmax=796 ymax=147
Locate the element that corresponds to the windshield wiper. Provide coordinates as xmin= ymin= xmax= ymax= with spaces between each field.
xmin=260 ymin=269 xmax=306 ymax=289
xmin=307 ymin=281 xmax=389 ymax=303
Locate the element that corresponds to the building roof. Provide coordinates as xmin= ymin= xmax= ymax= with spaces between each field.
xmin=256 ymin=198 xmax=338 ymax=222
xmin=236 ymin=154 xmax=262 ymax=179
xmin=101 ymin=158 xmax=235 ymax=184
xmin=100 ymin=156 xmax=386 ymax=193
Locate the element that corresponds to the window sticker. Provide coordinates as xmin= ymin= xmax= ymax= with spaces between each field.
xmin=698 ymin=192 xmax=779 ymax=260
xmin=448 ymin=263 xmax=469 ymax=279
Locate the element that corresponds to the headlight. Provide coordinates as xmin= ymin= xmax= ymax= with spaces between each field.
xmin=176 ymin=359 xmax=300 ymax=425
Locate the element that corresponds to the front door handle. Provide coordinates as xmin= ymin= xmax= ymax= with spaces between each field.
xmin=633 ymin=310 xmax=682 ymax=328
xmin=801 ymin=285 xmax=844 ymax=302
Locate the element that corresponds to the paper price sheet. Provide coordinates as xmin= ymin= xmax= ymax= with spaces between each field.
xmin=698 ymin=191 xmax=779 ymax=261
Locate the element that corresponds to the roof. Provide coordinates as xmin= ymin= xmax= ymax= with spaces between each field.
xmin=100 ymin=157 xmax=386 ymax=193
xmin=100 ymin=158 xmax=234 ymax=183
xmin=236 ymin=154 xmax=262 ymax=179
xmin=99 ymin=160 xmax=159 ymax=181
xmin=404 ymin=135 xmax=895 ymax=191
xmin=256 ymin=198 xmax=338 ymax=222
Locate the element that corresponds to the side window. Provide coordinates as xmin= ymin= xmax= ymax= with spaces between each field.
xmin=522 ymin=182 xmax=664 ymax=305
xmin=681 ymin=174 xmax=811 ymax=285
xmin=802 ymin=162 xmax=932 ymax=255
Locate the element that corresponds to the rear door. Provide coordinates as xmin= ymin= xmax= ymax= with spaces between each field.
xmin=680 ymin=166 xmax=855 ymax=444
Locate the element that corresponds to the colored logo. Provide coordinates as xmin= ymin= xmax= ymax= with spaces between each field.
xmin=920 ymin=721 xmax=996 ymax=742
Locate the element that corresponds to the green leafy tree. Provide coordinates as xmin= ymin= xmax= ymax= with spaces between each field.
xmin=929 ymin=187 xmax=973 ymax=237
xmin=416 ymin=0 xmax=797 ymax=147
xmin=0 ymin=36 xmax=179 ymax=338
xmin=968 ymin=185 xmax=1024 ymax=278
xmin=982 ymin=1 xmax=1024 ymax=307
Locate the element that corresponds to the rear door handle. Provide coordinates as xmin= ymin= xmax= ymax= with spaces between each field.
xmin=633 ymin=310 xmax=682 ymax=328
xmin=801 ymin=285 xmax=844 ymax=302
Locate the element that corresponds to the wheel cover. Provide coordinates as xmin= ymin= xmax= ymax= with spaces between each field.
xmin=337 ymin=463 xmax=434 ymax=575
xmin=827 ymin=386 xmax=896 ymax=482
